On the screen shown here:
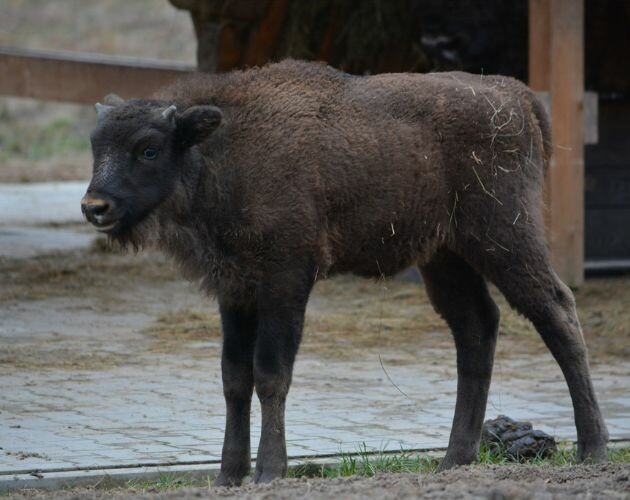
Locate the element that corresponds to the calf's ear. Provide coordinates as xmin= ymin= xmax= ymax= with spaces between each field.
xmin=175 ymin=105 xmax=223 ymax=148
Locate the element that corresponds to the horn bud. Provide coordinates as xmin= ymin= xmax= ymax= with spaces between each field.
xmin=94 ymin=102 xmax=113 ymax=119
xmin=162 ymin=104 xmax=177 ymax=121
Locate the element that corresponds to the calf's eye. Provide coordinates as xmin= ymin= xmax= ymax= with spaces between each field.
xmin=142 ymin=148 xmax=158 ymax=160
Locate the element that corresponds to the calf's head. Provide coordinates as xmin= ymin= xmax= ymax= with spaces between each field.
xmin=82 ymin=94 xmax=222 ymax=240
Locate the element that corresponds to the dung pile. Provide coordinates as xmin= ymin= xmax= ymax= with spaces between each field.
xmin=482 ymin=415 xmax=557 ymax=460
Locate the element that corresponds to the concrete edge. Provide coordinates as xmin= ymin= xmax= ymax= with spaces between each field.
xmin=0 ymin=462 xmax=221 ymax=493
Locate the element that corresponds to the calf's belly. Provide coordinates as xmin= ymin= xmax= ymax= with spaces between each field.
xmin=327 ymin=224 xmax=443 ymax=278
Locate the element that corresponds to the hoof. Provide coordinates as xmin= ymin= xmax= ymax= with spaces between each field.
xmin=253 ymin=466 xmax=285 ymax=484
xmin=214 ymin=469 xmax=248 ymax=487
xmin=437 ymin=451 xmax=476 ymax=472
xmin=577 ymin=442 xmax=608 ymax=463
xmin=437 ymin=458 xmax=461 ymax=472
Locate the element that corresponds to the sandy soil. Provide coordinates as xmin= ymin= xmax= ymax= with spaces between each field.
xmin=7 ymin=464 xmax=630 ymax=499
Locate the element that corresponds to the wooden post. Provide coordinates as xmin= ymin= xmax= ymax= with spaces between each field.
xmin=529 ymin=0 xmax=585 ymax=286
xmin=549 ymin=0 xmax=585 ymax=286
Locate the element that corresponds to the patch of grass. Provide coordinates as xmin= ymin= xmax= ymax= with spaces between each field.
xmin=608 ymin=445 xmax=630 ymax=463
xmin=478 ymin=442 xmax=630 ymax=466
xmin=329 ymin=444 xmax=438 ymax=478
xmin=0 ymin=116 xmax=89 ymax=161
xmin=477 ymin=441 xmax=573 ymax=466
xmin=290 ymin=444 xmax=630 ymax=480
xmin=290 ymin=445 xmax=440 ymax=479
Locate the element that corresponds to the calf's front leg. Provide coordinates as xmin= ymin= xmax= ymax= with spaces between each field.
xmin=215 ymin=302 xmax=257 ymax=487
xmin=253 ymin=267 xmax=313 ymax=483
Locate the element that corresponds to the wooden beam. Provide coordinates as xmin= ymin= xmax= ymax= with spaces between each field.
xmin=529 ymin=0 xmax=551 ymax=91
xmin=549 ymin=0 xmax=585 ymax=286
xmin=0 ymin=47 xmax=194 ymax=104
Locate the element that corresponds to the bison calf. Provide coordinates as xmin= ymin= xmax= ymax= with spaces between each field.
xmin=82 ymin=60 xmax=608 ymax=485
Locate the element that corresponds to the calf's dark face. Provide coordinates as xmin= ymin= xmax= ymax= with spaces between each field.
xmin=82 ymin=98 xmax=221 ymax=238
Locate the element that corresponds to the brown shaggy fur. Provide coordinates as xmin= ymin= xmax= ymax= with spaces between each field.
xmin=84 ymin=60 xmax=607 ymax=485
xmin=152 ymin=62 xmax=550 ymax=295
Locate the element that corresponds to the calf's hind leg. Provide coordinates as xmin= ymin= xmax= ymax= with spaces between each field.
xmin=474 ymin=242 xmax=609 ymax=462
xmin=420 ymin=250 xmax=500 ymax=470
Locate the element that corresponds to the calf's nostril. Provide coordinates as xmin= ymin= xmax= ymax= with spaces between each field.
xmin=90 ymin=203 xmax=110 ymax=216
xmin=81 ymin=196 xmax=111 ymax=221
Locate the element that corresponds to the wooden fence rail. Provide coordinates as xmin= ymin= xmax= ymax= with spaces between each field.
xmin=0 ymin=47 xmax=194 ymax=104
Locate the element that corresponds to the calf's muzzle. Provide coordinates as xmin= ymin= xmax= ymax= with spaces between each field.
xmin=81 ymin=193 xmax=116 ymax=230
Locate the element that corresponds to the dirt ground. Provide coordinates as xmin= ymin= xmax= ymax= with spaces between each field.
xmin=2 ymin=235 xmax=629 ymax=371
xmin=6 ymin=464 xmax=629 ymax=499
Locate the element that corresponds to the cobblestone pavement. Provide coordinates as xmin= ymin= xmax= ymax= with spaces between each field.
xmin=1 ymin=182 xmax=629 ymax=475
xmin=2 ymin=287 xmax=629 ymax=474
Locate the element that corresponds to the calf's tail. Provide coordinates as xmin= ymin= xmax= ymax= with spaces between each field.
xmin=529 ymin=93 xmax=553 ymax=174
